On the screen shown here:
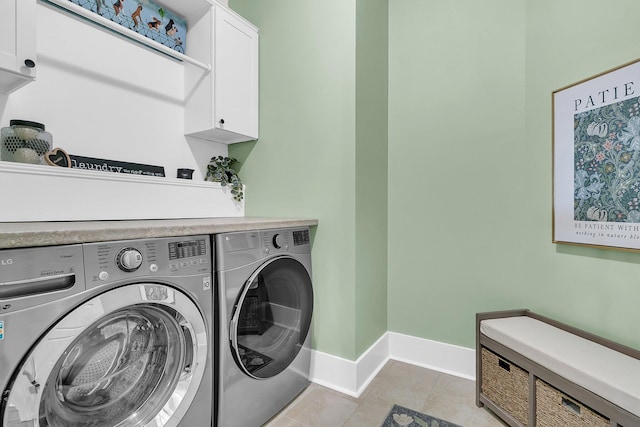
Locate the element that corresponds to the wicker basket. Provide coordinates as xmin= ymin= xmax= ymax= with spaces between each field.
xmin=481 ymin=347 xmax=529 ymax=425
xmin=536 ymin=379 xmax=609 ymax=427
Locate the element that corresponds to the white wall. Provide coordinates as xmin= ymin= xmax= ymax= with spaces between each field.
xmin=1 ymin=2 xmax=226 ymax=180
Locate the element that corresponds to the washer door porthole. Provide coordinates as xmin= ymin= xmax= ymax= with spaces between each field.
xmin=39 ymin=306 xmax=185 ymax=427
xmin=2 ymin=283 xmax=207 ymax=427
xmin=230 ymin=256 xmax=313 ymax=379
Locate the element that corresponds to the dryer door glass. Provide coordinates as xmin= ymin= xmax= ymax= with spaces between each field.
xmin=231 ymin=256 xmax=313 ymax=379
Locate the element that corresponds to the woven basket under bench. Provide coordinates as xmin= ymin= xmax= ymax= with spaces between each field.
xmin=476 ymin=309 xmax=640 ymax=427
xmin=481 ymin=348 xmax=529 ymax=425
xmin=536 ymin=379 xmax=608 ymax=427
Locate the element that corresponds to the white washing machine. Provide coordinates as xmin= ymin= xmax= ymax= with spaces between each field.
xmin=0 ymin=236 xmax=213 ymax=427
xmin=215 ymin=227 xmax=313 ymax=427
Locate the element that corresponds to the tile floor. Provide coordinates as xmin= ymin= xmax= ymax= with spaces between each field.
xmin=264 ymin=360 xmax=506 ymax=427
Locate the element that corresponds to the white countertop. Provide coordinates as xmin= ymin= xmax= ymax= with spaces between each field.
xmin=0 ymin=217 xmax=318 ymax=249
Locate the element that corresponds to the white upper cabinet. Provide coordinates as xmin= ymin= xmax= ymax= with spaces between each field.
xmin=214 ymin=6 xmax=259 ymax=141
xmin=0 ymin=0 xmax=37 ymax=94
xmin=185 ymin=3 xmax=259 ymax=144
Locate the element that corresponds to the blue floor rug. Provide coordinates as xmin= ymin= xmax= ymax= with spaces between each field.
xmin=381 ymin=404 xmax=463 ymax=427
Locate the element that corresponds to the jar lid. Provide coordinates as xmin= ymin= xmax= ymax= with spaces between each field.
xmin=10 ymin=120 xmax=45 ymax=131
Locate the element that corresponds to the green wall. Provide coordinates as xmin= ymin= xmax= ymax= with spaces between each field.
xmin=389 ymin=0 xmax=640 ymax=351
xmin=520 ymin=0 xmax=640 ymax=348
xmin=388 ymin=0 xmax=527 ymax=348
xmin=230 ymin=0 xmax=389 ymax=359
xmin=231 ymin=0 xmax=640 ymax=360
xmin=355 ymin=0 xmax=389 ymax=357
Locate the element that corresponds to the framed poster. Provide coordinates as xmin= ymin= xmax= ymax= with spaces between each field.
xmin=553 ymin=58 xmax=640 ymax=251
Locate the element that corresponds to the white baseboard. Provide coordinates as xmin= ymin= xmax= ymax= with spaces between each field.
xmin=310 ymin=333 xmax=389 ymax=397
xmin=310 ymin=332 xmax=475 ymax=397
xmin=388 ymin=332 xmax=475 ymax=380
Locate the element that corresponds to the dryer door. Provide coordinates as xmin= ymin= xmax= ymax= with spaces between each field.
xmin=230 ymin=256 xmax=313 ymax=379
xmin=2 ymin=283 xmax=208 ymax=427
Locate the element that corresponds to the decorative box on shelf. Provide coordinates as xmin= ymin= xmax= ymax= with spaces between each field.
xmin=0 ymin=161 xmax=244 ymax=221
xmin=41 ymin=0 xmax=213 ymax=71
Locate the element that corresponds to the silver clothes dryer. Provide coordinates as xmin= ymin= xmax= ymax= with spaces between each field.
xmin=215 ymin=227 xmax=313 ymax=427
xmin=0 ymin=236 xmax=214 ymax=427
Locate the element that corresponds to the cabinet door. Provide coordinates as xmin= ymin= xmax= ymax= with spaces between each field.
xmin=0 ymin=0 xmax=18 ymax=71
xmin=214 ymin=5 xmax=258 ymax=141
xmin=0 ymin=0 xmax=36 ymax=93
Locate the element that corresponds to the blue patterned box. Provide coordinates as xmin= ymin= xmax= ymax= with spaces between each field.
xmin=68 ymin=0 xmax=187 ymax=53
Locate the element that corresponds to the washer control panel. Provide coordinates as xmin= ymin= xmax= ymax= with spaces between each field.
xmin=168 ymin=239 xmax=207 ymax=260
xmin=116 ymin=247 xmax=143 ymax=272
xmin=83 ymin=236 xmax=211 ymax=288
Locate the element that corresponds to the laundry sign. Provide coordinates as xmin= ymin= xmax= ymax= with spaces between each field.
xmin=70 ymin=155 xmax=165 ymax=177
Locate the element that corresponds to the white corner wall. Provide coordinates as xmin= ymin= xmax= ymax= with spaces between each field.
xmin=0 ymin=2 xmax=241 ymax=219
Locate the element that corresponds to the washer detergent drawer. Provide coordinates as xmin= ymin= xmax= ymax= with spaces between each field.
xmin=0 ymin=244 xmax=84 ymax=313
xmin=0 ymin=272 xmax=75 ymax=299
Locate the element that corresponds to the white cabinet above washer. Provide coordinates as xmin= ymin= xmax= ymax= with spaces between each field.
xmin=0 ymin=0 xmax=37 ymax=94
xmin=185 ymin=3 xmax=259 ymax=144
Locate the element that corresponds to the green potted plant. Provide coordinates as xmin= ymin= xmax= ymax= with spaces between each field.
xmin=205 ymin=156 xmax=244 ymax=202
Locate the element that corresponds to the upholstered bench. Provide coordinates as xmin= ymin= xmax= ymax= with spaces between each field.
xmin=476 ymin=310 xmax=640 ymax=427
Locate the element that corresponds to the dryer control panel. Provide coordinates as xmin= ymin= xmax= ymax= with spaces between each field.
xmin=83 ymin=235 xmax=211 ymax=288
xmin=216 ymin=227 xmax=311 ymax=271
xmin=262 ymin=228 xmax=310 ymax=254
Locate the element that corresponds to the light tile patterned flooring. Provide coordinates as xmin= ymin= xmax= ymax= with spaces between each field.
xmin=264 ymin=360 xmax=506 ymax=427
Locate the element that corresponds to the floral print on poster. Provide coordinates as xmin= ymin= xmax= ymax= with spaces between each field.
xmin=574 ymin=96 xmax=640 ymax=223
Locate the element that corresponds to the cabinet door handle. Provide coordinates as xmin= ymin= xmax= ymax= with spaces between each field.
xmin=24 ymin=59 xmax=36 ymax=68
xmin=219 ymin=119 xmax=225 ymax=125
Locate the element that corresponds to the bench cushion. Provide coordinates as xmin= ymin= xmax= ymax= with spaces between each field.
xmin=480 ymin=316 xmax=640 ymax=417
